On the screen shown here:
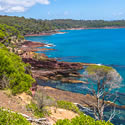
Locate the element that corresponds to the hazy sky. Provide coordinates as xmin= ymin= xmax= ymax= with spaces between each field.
xmin=0 ymin=0 xmax=125 ymax=20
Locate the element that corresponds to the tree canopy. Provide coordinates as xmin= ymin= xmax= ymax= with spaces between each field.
xmin=85 ymin=65 xmax=122 ymax=90
xmin=0 ymin=44 xmax=35 ymax=94
xmin=0 ymin=23 xmax=24 ymax=45
xmin=0 ymin=16 xmax=125 ymax=35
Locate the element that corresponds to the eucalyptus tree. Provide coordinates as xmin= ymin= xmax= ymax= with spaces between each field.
xmin=83 ymin=65 xmax=122 ymax=121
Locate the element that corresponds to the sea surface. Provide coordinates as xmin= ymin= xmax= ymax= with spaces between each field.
xmin=25 ymin=29 xmax=125 ymax=125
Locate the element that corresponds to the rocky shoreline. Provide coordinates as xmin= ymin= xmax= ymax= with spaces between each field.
xmin=18 ymin=40 xmax=95 ymax=84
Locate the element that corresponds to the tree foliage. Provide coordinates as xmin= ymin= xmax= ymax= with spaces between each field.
xmin=0 ymin=44 xmax=35 ymax=94
xmin=85 ymin=65 xmax=122 ymax=92
xmin=0 ymin=23 xmax=24 ymax=45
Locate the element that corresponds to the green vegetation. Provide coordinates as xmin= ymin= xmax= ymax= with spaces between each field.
xmin=86 ymin=65 xmax=113 ymax=75
xmin=0 ymin=44 xmax=35 ymax=94
xmin=55 ymin=114 xmax=113 ymax=125
xmin=0 ymin=108 xmax=31 ymax=125
xmin=51 ymin=19 xmax=125 ymax=29
xmin=0 ymin=16 xmax=55 ymax=35
xmin=26 ymin=102 xmax=47 ymax=118
xmin=0 ymin=23 xmax=24 ymax=45
xmin=0 ymin=16 xmax=125 ymax=35
xmin=57 ymin=100 xmax=80 ymax=114
xmin=25 ymin=89 xmax=33 ymax=96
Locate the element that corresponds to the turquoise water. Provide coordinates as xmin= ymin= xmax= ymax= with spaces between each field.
xmin=25 ymin=29 xmax=125 ymax=124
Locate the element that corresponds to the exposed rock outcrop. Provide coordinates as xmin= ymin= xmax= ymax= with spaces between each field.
xmin=20 ymin=40 xmax=94 ymax=84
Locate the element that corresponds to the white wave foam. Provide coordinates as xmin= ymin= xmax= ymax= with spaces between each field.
xmin=44 ymin=43 xmax=56 ymax=47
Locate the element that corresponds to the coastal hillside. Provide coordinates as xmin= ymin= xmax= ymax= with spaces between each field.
xmin=0 ymin=16 xmax=125 ymax=35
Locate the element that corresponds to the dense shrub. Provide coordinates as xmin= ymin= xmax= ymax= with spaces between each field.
xmin=0 ymin=44 xmax=35 ymax=94
xmin=55 ymin=114 xmax=113 ymax=125
xmin=57 ymin=100 xmax=80 ymax=114
xmin=0 ymin=108 xmax=31 ymax=125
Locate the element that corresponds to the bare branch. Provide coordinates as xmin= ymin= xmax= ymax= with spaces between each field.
xmin=83 ymin=65 xmax=122 ymax=121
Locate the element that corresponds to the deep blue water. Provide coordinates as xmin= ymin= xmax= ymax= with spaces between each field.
xmin=25 ymin=29 xmax=125 ymax=125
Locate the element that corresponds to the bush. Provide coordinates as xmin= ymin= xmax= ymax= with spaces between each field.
xmin=26 ymin=90 xmax=55 ymax=118
xmin=0 ymin=44 xmax=35 ymax=94
xmin=55 ymin=114 xmax=113 ymax=125
xmin=34 ymin=90 xmax=56 ymax=109
xmin=26 ymin=102 xmax=45 ymax=118
xmin=57 ymin=100 xmax=80 ymax=114
xmin=0 ymin=108 xmax=31 ymax=125
xmin=26 ymin=102 xmax=50 ymax=118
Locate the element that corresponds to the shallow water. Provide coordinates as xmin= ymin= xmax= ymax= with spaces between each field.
xmin=25 ymin=29 xmax=125 ymax=125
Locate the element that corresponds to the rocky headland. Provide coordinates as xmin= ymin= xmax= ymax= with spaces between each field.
xmin=17 ymin=40 xmax=95 ymax=84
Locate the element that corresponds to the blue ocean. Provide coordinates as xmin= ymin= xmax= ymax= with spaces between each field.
xmin=25 ymin=29 xmax=125 ymax=125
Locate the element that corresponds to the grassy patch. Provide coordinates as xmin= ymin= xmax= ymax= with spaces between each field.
xmin=57 ymin=100 xmax=80 ymax=114
xmin=26 ymin=102 xmax=50 ymax=118
xmin=55 ymin=114 xmax=113 ymax=125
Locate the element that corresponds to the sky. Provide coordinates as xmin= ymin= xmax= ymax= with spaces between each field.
xmin=0 ymin=0 xmax=125 ymax=20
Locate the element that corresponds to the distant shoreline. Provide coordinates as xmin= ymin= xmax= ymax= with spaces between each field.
xmin=24 ymin=31 xmax=67 ymax=37
xmin=25 ymin=26 xmax=125 ymax=37
xmin=64 ymin=26 xmax=125 ymax=30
